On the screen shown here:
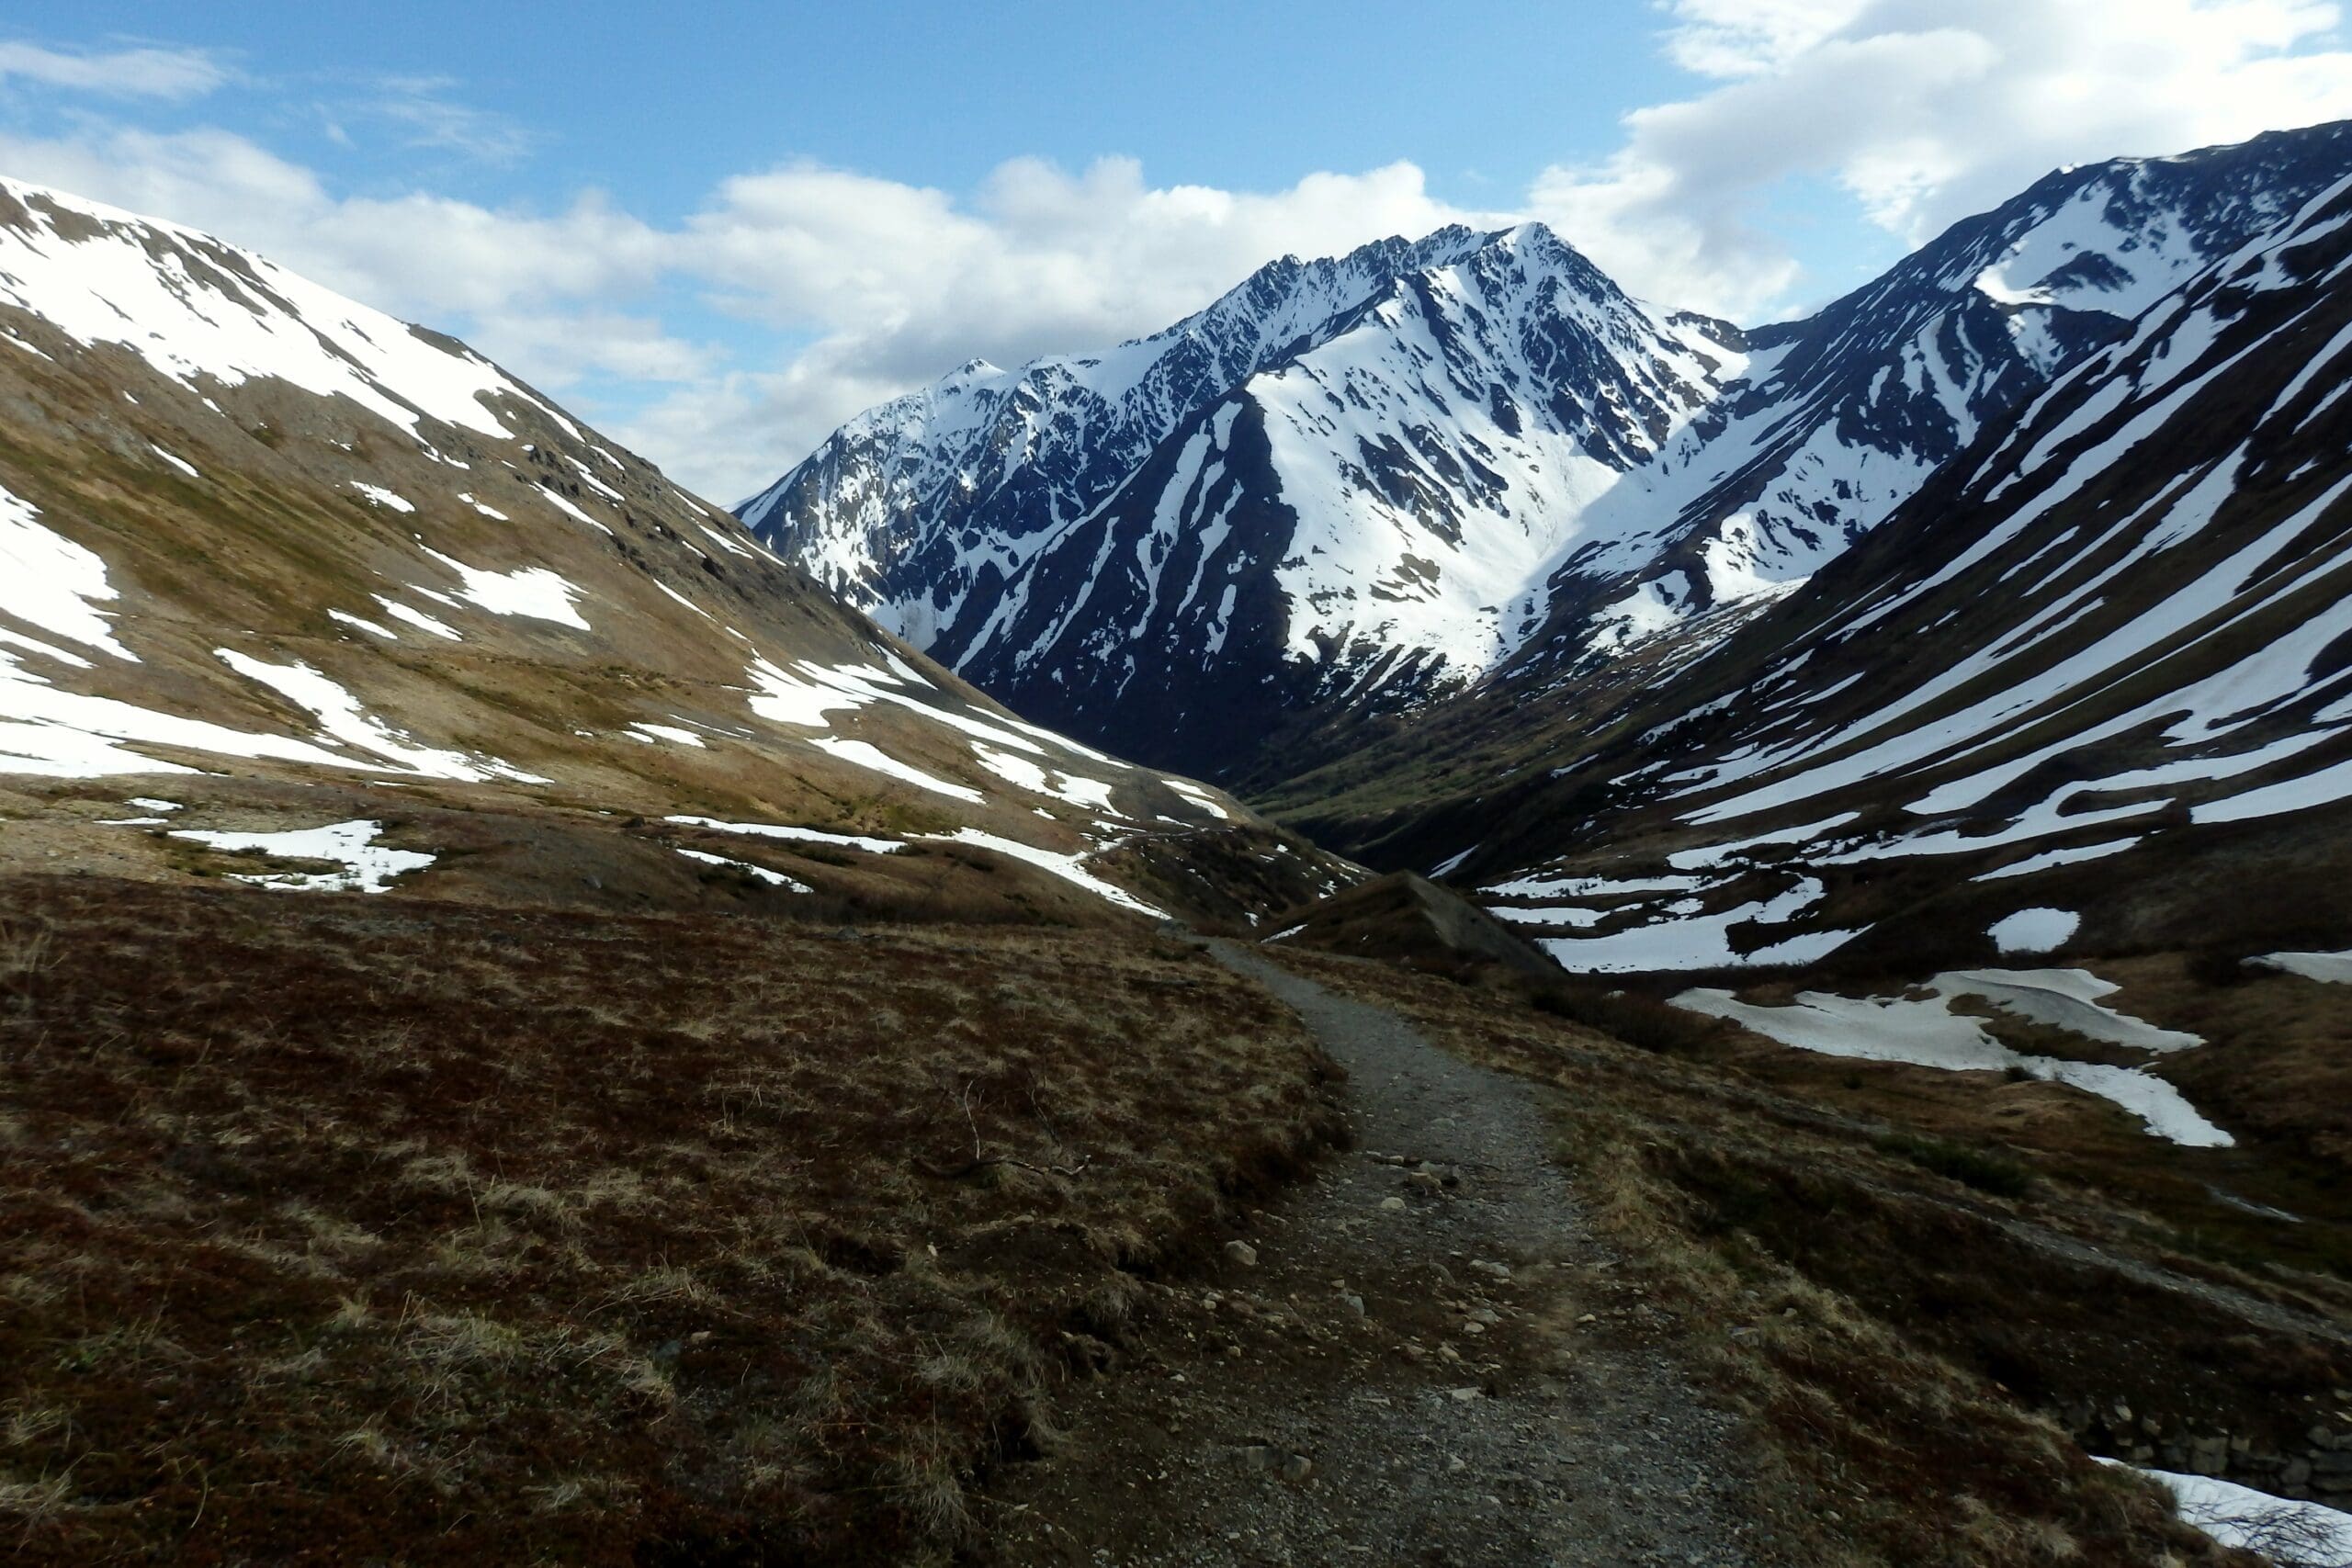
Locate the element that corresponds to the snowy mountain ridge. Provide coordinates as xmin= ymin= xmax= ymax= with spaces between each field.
xmin=1294 ymin=152 xmax=2352 ymax=976
xmin=745 ymin=220 xmax=1745 ymax=773
xmin=746 ymin=122 xmax=2352 ymax=784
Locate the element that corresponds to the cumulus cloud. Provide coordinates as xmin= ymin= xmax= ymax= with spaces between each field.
xmin=0 ymin=39 xmax=229 ymax=101
xmin=1531 ymin=0 xmax=2352 ymax=319
xmin=11 ymin=6 xmax=2352 ymax=500
xmin=643 ymin=155 xmax=1501 ymax=496
xmin=0 ymin=118 xmax=1496 ymax=498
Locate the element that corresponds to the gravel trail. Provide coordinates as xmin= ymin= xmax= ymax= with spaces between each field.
xmin=980 ymin=942 xmax=1770 ymax=1566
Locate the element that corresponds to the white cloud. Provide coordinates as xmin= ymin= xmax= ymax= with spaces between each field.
xmin=361 ymin=76 xmax=540 ymax=164
xmin=8 ymin=6 xmax=2352 ymax=501
xmin=0 ymin=39 xmax=229 ymax=100
xmin=1530 ymin=0 xmax=2352 ymax=319
xmin=645 ymin=155 xmax=1501 ymax=497
xmin=0 ymin=118 xmax=1494 ymax=500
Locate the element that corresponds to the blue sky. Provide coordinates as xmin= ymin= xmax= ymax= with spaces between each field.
xmin=5 ymin=2 xmax=2352 ymax=500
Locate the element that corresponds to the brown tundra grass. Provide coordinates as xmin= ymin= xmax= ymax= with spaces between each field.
xmin=1259 ymin=948 xmax=2281 ymax=1568
xmin=0 ymin=875 xmax=1340 ymax=1564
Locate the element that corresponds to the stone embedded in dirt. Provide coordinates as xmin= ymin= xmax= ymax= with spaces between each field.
xmin=1468 ymin=1259 xmax=1511 ymax=1280
xmin=1380 ymin=1196 xmax=1407 ymax=1212
xmin=1341 ymin=1292 xmax=1366 ymax=1317
xmin=1449 ymin=1386 xmax=1482 ymax=1403
xmin=1237 ymin=1444 xmax=1314 ymax=1484
xmin=1224 ymin=1240 xmax=1259 ymax=1267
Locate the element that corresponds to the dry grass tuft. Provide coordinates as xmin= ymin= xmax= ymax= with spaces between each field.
xmin=0 ymin=875 xmax=1340 ymax=1564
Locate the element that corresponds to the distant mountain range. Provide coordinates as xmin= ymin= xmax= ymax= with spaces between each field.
xmin=749 ymin=121 xmax=2352 ymax=968
xmin=746 ymin=125 xmax=2352 ymax=784
xmin=1272 ymin=128 xmax=2352 ymax=972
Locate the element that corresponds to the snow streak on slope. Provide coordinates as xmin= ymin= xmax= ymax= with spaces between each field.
xmin=1441 ymin=153 xmax=2352 ymax=973
xmin=1531 ymin=122 xmax=2352 ymax=661
xmin=0 ymin=174 xmax=1323 ymax=926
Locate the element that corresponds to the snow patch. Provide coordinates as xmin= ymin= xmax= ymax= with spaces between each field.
xmin=1991 ymin=908 xmax=2079 ymax=953
xmin=168 ymin=818 xmax=434 ymax=894
xmin=673 ymin=847 xmax=811 ymax=892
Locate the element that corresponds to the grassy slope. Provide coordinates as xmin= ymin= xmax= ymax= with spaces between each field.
xmin=1255 ymin=948 xmax=2325 ymax=1568
xmin=0 ymin=878 xmax=1341 ymax=1564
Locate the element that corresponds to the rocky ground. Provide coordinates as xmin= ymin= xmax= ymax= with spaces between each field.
xmin=978 ymin=942 xmax=1781 ymax=1566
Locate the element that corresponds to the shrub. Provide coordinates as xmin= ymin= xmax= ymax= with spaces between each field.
xmin=1873 ymin=1132 xmax=2036 ymax=1199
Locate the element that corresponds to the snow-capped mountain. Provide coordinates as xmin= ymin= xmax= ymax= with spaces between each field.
xmin=742 ymin=224 xmax=1742 ymax=774
xmin=1301 ymin=152 xmax=2352 ymax=973
xmin=0 ymin=176 xmax=1346 ymax=923
xmin=751 ymin=122 xmax=2352 ymax=789
xmin=1531 ymin=120 xmax=2352 ymax=661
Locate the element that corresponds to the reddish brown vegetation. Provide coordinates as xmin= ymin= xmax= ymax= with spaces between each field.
xmin=0 ymin=876 xmax=1339 ymax=1564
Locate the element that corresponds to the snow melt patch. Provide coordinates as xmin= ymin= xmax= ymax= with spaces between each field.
xmin=2100 ymin=1461 xmax=2352 ymax=1562
xmin=1525 ymin=876 xmax=1865 ymax=974
xmin=923 ymin=827 xmax=1164 ymax=917
xmin=0 ymin=482 xmax=138 ymax=660
xmin=808 ymin=737 xmax=984 ymax=803
xmin=1932 ymin=968 xmax=2203 ymax=1051
xmin=662 ymin=816 xmax=903 ymax=854
xmin=2255 ymin=949 xmax=2352 ymax=984
xmin=422 ymin=549 xmax=589 ymax=629
xmin=168 ymin=818 xmax=433 ymax=893
xmin=1166 ymin=778 xmax=1232 ymax=820
xmin=215 ymin=649 xmax=542 ymax=783
xmin=370 ymin=597 xmax=461 ymax=641
xmin=970 ymin=744 xmax=1119 ymax=812
xmin=347 ymin=483 xmax=414 ymax=513
xmin=673 ymin=847 xmax=811 ymax=892
xmin=624 ymin=723 xmax=705 ymax=748
xmin=1991 ymin=907 xmax=2079 ymax=953
xmin=1673 ymin=980 xmax=2230 ymax=1147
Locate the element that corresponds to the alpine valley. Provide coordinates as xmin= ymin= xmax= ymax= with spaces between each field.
xmin=10 ymin=99 xmax=2352 ymax=1568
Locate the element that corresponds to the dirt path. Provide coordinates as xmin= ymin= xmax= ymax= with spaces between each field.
xmin=979 ymin=942 xmax=1772 ymax=1566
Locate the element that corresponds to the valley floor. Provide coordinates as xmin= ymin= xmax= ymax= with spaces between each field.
xmin=0 ymin=874 xmax=2320 ymax=1566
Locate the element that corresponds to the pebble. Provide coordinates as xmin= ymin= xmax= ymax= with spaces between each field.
xmin=1380 ymin=1196 xmax=1407 ymax=1212
xmin=1225 ymin=1240 xmax=1260 ymax=1267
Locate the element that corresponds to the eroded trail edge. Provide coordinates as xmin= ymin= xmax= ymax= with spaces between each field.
xmin=983 ymin=942 xmax=1766 ymax=1566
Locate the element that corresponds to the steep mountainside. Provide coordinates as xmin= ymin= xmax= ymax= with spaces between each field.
xmin=752 ymin=123 xmax=2352 ymax=794
xmin=0 ymin=177 xmax=1347 ymax=924
xmin=742 ymin=225 xmax=1741 ymax=774
xmin=1283 ymin=161 xmax=2352 ymax=974
xmin=1529 ymin=120 xmax=2352 ymax=664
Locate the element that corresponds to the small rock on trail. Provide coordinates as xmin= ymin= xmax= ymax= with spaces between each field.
xmin=979 ymin=942 xmax=1769 ymax=1566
